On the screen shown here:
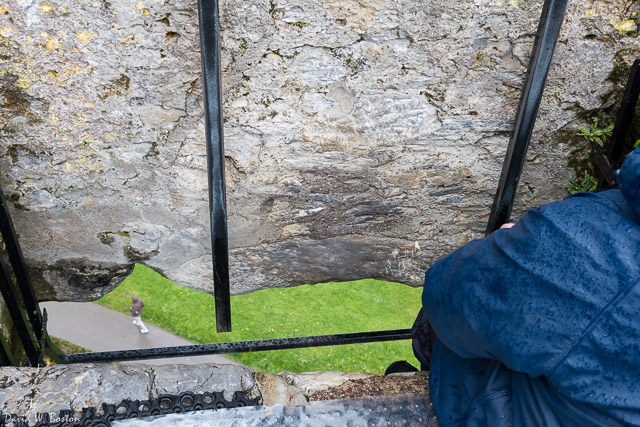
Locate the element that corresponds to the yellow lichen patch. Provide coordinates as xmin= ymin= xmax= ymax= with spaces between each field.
xmin=58 ymin=64 xmax=83 ymax=81
xmin=142 ymin=9 xmax=150 ymax=15
xmin=48 ymin=110 xmax=59 ymax=125
xmin=46 ymin=37 xmax=61 ymax=50
xmin=610 ymin=18 xmax=637 ymax=33
xmin=586 ymin=9 xmax=599 ymax=17
xmin=84 ymin=102 xmax=94 ymax=109
xmin=56 ymin=6 xmax=66 ymax=13
xmin=76 ymin=31 xmax=92 ymax=44
xmin=40 ymin=4 xmax=53 ymax=13
xmin=73 ymin=112 xmax=87 ymax=124
xmin=121 ymin=34 xmax=136 ymax=44
xmin=132 ymin=2 xmax=144 ymax=10
xmin=0 ymin=27 xmax=16 ymax=38
xmin=0 ymin=6 xmax=8 ymax=14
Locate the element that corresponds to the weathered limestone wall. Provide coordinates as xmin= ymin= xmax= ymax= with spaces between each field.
xmin=0 ymin=0 xmax=638 ymax=299
xmin=0 ymin=364 xmax=430 ymax=421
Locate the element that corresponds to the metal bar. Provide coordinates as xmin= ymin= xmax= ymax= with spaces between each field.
xmin=607 ymin=58 xmax=640 ymax=170
xmin=62 ymin=329 xmax=413 ymax=364
xmin=41 ymin=308 xmax=65 ymax=364
xmin=197 ymin=0 xmax=231 ymax=332
xmin=0 ymin=188 xmax=43 ymax=340
xmin=485 ymin=0 xmax=568 ymax=234
xmin=0 ymin=254 xmax=40 ymax=366
xmin=0 ymin=329 xmax=16 ymax=366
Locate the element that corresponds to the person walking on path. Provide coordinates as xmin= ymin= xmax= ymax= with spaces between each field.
xmin=130 ymin=296 xmax=149 ymax=334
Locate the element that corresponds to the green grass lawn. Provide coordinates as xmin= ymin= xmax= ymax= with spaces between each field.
xmin=50 ymin=336 xmax=90 ymax=355
xmin=97 ymin=264 xmax=423 ymax=375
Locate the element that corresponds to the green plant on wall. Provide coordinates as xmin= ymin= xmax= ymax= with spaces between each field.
xmin=567 ymin=117 xmax=616 ymax=194
xmin=567 ymin=170 xmax=598 ymax=194
xmin=239 ymin=39 xmax=247 ymax=54
xmin=576 ymin=117 xmax=614 ymax=148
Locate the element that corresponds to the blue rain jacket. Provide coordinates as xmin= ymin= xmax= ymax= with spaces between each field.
xmin=422 ymin=146 xmax=640 ymax=426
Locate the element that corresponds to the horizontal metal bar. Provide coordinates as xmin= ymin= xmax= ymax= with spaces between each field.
xmin=62 ymin=329 xmax=413 ymax=364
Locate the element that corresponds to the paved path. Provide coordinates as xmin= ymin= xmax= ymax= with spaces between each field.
xmin=41 ymin=302 xmax=242 ymax=367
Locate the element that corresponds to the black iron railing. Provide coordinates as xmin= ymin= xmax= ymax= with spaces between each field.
xmin=484 ymin=0 xmax=568 ymax=235
xmin=4 ymin=0 xmax=636 ymax=367
xmin=199 ymin=0 xmax=232 ymax=333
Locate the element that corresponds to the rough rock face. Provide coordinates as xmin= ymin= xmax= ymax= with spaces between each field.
xmin=0 ymin=363 xmax=428 ymax=420
xmin=0 ymin=0 xmax=638 ymax=299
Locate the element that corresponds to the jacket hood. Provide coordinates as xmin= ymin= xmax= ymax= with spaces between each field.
xmin=618 ymin=145 xmax=640 ymax=216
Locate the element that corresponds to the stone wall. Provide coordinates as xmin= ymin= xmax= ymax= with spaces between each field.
xmin=0 ymin=0 xmax=638 ymax=299
xmin=0 ymin=363 xmax=430 ymax=422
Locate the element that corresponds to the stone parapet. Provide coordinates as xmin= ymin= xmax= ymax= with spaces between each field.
xmin=0 ymin=363 xmax=429 ymax=423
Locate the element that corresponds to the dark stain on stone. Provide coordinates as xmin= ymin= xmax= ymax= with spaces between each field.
xmin=165 ymin=31 xmax=181 ymax=41
xmin=260 ymin=196 xmax=275 ymax=214
xmin=157 ymin=14 xmax=171 ymax=26
xmin=4 ymin=192 xmax=28 ymax=211
xmin=1 ymin=83 xmax=31 ymax=112
xmin=97 ymin=232 xmax=115 ymax=245
xmin=123 ymin=245 xmax=158 ymax=262
xmin=5 ymin=144 xmax=36 ymax=164
xmin=99 ymin=74 xmax=131 ymax=99
xmin=0 ymin=75 xmax=49 ymax=130
xmin=29 ymin=258 xmax=133 ymax=301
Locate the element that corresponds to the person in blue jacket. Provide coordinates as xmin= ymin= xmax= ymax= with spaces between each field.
xmin=413 ymin=145 xmax=640 ymax=426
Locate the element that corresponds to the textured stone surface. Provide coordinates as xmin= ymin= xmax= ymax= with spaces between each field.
xmin=0 ymin=364 xmax=427 ymax=420
xmin=254 ymin=372 xmax=307 ymax=407
xmin=113 ymin=393 xmax=439 ymax=427
xmin=279 ymin=370 xmax=374 ymax=397
xmin=0 ymin=364 xmax=260 ymax=420
xmin=308 ymin=371 xmax=429 ymax=401
xmin=0 ymin=0 xmax=638 ymax=298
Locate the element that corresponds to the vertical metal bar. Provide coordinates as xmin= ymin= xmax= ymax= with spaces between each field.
xmin=0 ymin=254 xmax=40 ymax=366
xmin=607 ymin=58 xmax=640 ymax=169
xmin=485 ymin=0 xmax=569 ymax=235
xmin=0 ymin=188 xmax=43 ymax=340
xmin=197 ymin=0 xmax=231 ymax=332
xmin=0 ymin=330 xmax=16 ymax=366
xmin=41 ymin=309 xmax=65 ymax=364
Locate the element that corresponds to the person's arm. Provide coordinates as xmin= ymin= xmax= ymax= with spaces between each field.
xmin=421 ymin=202 xmax=608 ymax=377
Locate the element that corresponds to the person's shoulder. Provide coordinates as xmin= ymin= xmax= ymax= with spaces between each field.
xmin=540 ymin=189 xmax=633 ymax=219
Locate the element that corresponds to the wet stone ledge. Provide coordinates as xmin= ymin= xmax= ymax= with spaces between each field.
xmin=0 ymin=363 xmax=431 ymax=425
